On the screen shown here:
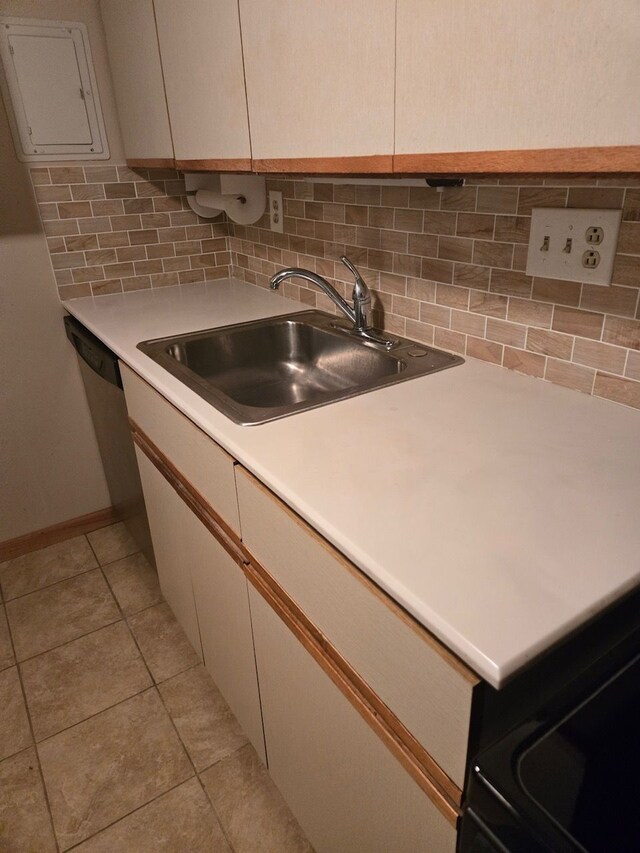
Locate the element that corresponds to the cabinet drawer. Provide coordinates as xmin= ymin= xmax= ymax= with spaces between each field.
xmin=121 ymin=364 xmax=240 ymax=535
xmin=236 ymin=466 xmax=479 ymax=790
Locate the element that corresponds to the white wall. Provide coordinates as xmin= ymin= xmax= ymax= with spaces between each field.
xmin=0 ymin=0 xmax=127 ymax=540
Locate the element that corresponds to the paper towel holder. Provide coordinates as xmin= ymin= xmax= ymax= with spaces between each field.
xmin=184 ymin=172 xmax=266 ymax=224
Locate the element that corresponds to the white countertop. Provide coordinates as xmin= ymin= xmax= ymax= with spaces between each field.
xmin=63 ymin=279 xmax=640 ymax=688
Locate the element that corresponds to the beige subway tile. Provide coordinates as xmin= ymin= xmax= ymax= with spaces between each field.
xmin=393 ymin=253 xmax=421 ymax=277
xmin=105 ymin=262 xmax=135 ymax=278
xmin=165 ymin=179 xmax=185 ymax=196
xmin=392 ymin=295 xmax=420 ymax=320
xmin=405 ymin=319 xmax=435 ymax=345
xmin=467 ymin=336 xmax=503 ymax=364
xmin=163 ymin=256 xmax=191 ymax=273
xmin=382 ymin=186 xmax=409 ymax=208
xmin=84 ymin=166 xmax=118 ymax=183
xmin=532 ymin=277 xmax=581 ymax=307
xmin=122 ymin=198 xmax=153 ymax=215
xmin=49 ymin=167 xmax=85 ymax=184
xmin=573 ymin=338 xmax=627 ymax=374
xmin=507 ymin=297 xmax=552 ymax=328
xmin=407 ymin=187 xmax=441 ymax=210
xmin=294 ymin=181 xmax=314 ymax=200
xmin=486 ymin=318 xmax=526 ymax=348
xmin=476 ymin=186 xmax=518 ymax=215
xmin=139 ymin=213 xmax=171 ymax=230
xmin=420 ymin=302 xmax=450 ymax=327
xmin=191 ymin=253 xmax=223 ymax=268
xmin=91 ymin=278 xmax=122 ymax=296
xmin=377 ymin=271 xmax=406 ymax=296
xmin=454 ymin=262 xmax=490 ymax=291
xmin=323 ymin=203 xmax=345 ymax=224
xmin=150 ymin=271 xmax=180 ymax=287
xmin=153 ymin=196 xmax=182 ymax=213
xmin=366 ymin=249 xmax=392 ymax=273
xmin=407 ymin=233 xmax=438 ymax=257
xmin=38 ymin=203 xmax=58 ymax=222
xmin=202 ymin=238 xmax=227 ymax=254
xmin=473 ymin=240 xmax=513 ymax=268
xmin=54 ymin=268 xmax=73 ymax=285
xmin=602 ymin=316 xmax=640 ymax=350
xmin=440 ymin=186 xmax=477 ymax=212
xmin=625 ymin=349 xmax=640 ymax=380
xmin=469 ymin=290 xmax=508 ymax=318
xmin=133 ymin=180 xmax=165 ymax=198
xmin=72 ymin=266 xmax=105 ymax=284
xmin=44 ymin=219 xmax=78 ymax=236
xmin=435 ymin=327 xmax=466 ymax=353
xmin=553 ymin=305 xmax=604 ymax=340
xmin=494 ymin=215 xmax=531 ymax=243
xmin=450 ymin=309 xmax=486 ymax=337
xmin=47 ymin=237 xmax=66 ymax=254
xmin=332 ymin=184 xmax=355 ymax=204
xmin=512 ymin=244 xmax=528 ymax=271
xmin=567 ymin=187 xmax=624 ymax=209
xmin=97 ymin=231 xmax=129 ymax=247
xmin=368 ymin=207 xmax=393 ymax=229
xmin=129 ymin=229 xmax=159 ymax=246
xmin=186 ymin=224 xmax=213 ymax=240
xmin=503 ymin=347 xmax=546 ymax=378
xmin=622 ymin=189 xmax=640 ymax=222
xmin=91 ymin=200 xmax=123 ymax=217
xmin=85 ymin=248 xmax=117 ymax=266
xmin=122 ymin=274 xmax=152 ymax=292
xmin=36 ymin=185 xmax=72 ymax=203
xmin=617 ymin=222 xmax=640 ymax=255
xmin=58 ymin=202 xmax=92 ymax=219
xmin=436 ymin=283 xmax=469 ymax=310
xmin=215 ymin=251 xmax=231 ymax=266
xmin=517 ymin=187 xmax=568 ymax=215
xmin=406 ymin=277 xmax=436 ymax=302
xmin=79 ymin=216 xmax=112 ymax=235
xmin=421 ymin=257 xmax=453 ymax=284
xmin=593 ymin=372 xmax=640 ymax=409
xmin=612 ymin=253 xmax=640 ymax=287
xmin=312 ymin=183 xmax=333 ymax=202
xmin=456 ymin=213 xmax=494 ymax=239
xmin=581 ymin=284 xmax=638 ymax=317
xmin=545 ymin=358 xmax=594 ymax=393
xmin=423 ymin=210 xmax=456 ymax=235
xmin=438 ymin=236 xmax=473 ymax=263
xmin=355 ymin=185 xmax=380 ymax=206
xmin=58 ymin=282 xmax=91 ymax=299
xmin=354 ymin=226 xmax=380 ymax=249
xmin=490 ymin=269 xmax=533 ymax=298
xmin=526 ymin=327 xmax=573 ymax=359
xmin=303 ymin=201 xmax=323 ymax=221
xmin=394 ymin=209 xmax=423 ymax=233
xmin=170 ymin=210 xmax=199 ymax=226
xmin=29 ymin=167 xmax=50 ymax=185
xmin=179 ymin=269 xmax=206 ymax=285
xmin=117 ymin=245 xmax=146 ymax=262
xmin=71 ymin=184 xmax=105 ymax=201
xmin=110 ymin=214 xmax=141 ymax=232
xmin=51 ymin=251 xmax=85 ymax=270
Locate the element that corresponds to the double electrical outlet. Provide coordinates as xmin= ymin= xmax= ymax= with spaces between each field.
xmin=526 ymin=208 xmax=622 ymax=286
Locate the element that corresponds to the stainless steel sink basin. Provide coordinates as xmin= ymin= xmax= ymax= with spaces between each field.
xmin=138 ymin=310 xmax=463 ymax=425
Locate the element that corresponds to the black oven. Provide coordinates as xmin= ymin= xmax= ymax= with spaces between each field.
xmin=459 ymin=623 xmax=640 ymax=852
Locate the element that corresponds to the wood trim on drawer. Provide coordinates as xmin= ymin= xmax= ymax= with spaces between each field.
xmin=174 ymin=158 xmax=252 ymax=172
xmin=125 ymin=158 xmax=176 ymax=169
xmin=393 ymin=145 xmax=640 ymax=175
xmin=129 ymin=419 xmax=249 ymax=568
xmin=245 ymin=553 xmax=462 ymax=826
xmin=252 ymin=155 xmax=394 ymax=174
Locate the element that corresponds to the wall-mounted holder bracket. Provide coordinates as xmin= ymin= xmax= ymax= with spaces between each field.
xmin=184 ymin=173 xmax=266 ymax=224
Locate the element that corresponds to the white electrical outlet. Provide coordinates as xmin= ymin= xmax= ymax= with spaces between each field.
xmin=525 ymin=208 xmax=622 ymax=286
xmin=269 ymin=190 xmax=283 ymax=233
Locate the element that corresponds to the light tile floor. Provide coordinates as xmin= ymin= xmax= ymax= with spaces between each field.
xmin=0 ymin=522 xmax=313 ymax=852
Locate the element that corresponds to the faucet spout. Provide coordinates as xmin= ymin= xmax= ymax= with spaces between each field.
xmin=269 ymin=268 xmax=356 ymax=326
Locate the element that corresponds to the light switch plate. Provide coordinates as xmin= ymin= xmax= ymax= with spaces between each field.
xmin=525 ymin=208 xmax=622 ymax=286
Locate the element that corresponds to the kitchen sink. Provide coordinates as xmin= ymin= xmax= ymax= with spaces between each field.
xmin=138 ymin=310 xmax=463 ymax=425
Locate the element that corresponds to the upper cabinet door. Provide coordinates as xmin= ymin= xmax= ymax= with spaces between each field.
xmin=395 ymin=0 xmax=640 ymax=171
xmin=154 ymin=0 xmax=251 ymax=170
xmin=100 ymin=0 xmax=174 ymax=164
xmin=239 ymin=0 xmax=395 ymax=171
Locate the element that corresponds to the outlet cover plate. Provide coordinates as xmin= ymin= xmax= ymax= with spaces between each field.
xmin=526 ymin=208 xmax=622 ymax=286
xmin=269 ymin=190 xmax=283 ymax=233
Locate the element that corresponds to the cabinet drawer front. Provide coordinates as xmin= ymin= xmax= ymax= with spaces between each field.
xmin=121 ymin=364 xmax=240 ymax=535
xmin=237 ymin=467 xmax=477 ymax=789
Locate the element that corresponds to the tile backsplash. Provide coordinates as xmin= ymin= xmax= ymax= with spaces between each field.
xmin=30 ymin=165 xmax=230 ymax=300
xmin=33 ymin=168 xmax=640 ymax=410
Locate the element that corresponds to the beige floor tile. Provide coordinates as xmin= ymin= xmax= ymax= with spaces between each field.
xmin=128 ymin=602 xmax=200 ymax=683
xmin=22 ymin=621 xmax=152 ymax=741
xmin=159 ymin=665 xmax=248 ymax=772
xmin=0 ymin=747 xmax=57 ymax=852
xmin=103 ymin=552 xmax=162 ymax=615
xmin=0 ymin=535 xmax=97 ymax=600
xmin=71 ymin=778 xmax=231 ymax=852
xmin=0 ymin=666 xmax=32 ymax=760
xmin=201 ymin=744 xmax=313 ymax=853
xmin=38 ymin=688 xmax=193 ymax=850
xmin=6 ymin=569 xmax=120 ymax=662
xmin=0 ymin=605 xmax=14 ymax=671
xmin=87 ymin=522 xmax=138 ymax=565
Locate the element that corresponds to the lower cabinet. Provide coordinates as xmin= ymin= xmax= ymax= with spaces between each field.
xmin=249 ymin=586 xmax=457 ymax=853
xmin=134 ymin=448 xmax=266 ymax=762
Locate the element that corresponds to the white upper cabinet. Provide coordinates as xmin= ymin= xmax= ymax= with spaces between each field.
xmin=100 ymin=0 xmax=173 ymax=162
xmin=154 ymin=0 xmax=251 ymax=167
xmin=238 ymin=0 xmax=395 ymax=168
xmin=396 ymin=0 xmax=640 ymax=157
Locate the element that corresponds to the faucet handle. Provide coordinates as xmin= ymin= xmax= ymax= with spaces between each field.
xmin=340 ymin=255 xmax=365 ymax=288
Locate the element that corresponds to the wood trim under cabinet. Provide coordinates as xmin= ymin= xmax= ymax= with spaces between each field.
xmin=252 ymin=154 xmax=394 ymax=174
xmin=125 ymin=158 xmax=176 ymax=169
xmin=0 ymin=505 xmax=122 ymax=562
xmin=129 ymin=418 xmax=464 ymax=825
xmin=174 ymin=158 xmax=252 ymax=172
xmin=393 ymin=145 xmax=640 ymax=175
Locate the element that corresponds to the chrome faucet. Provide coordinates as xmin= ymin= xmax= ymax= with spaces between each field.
xmin=269 ymin=256 xmax=397 ymax=348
